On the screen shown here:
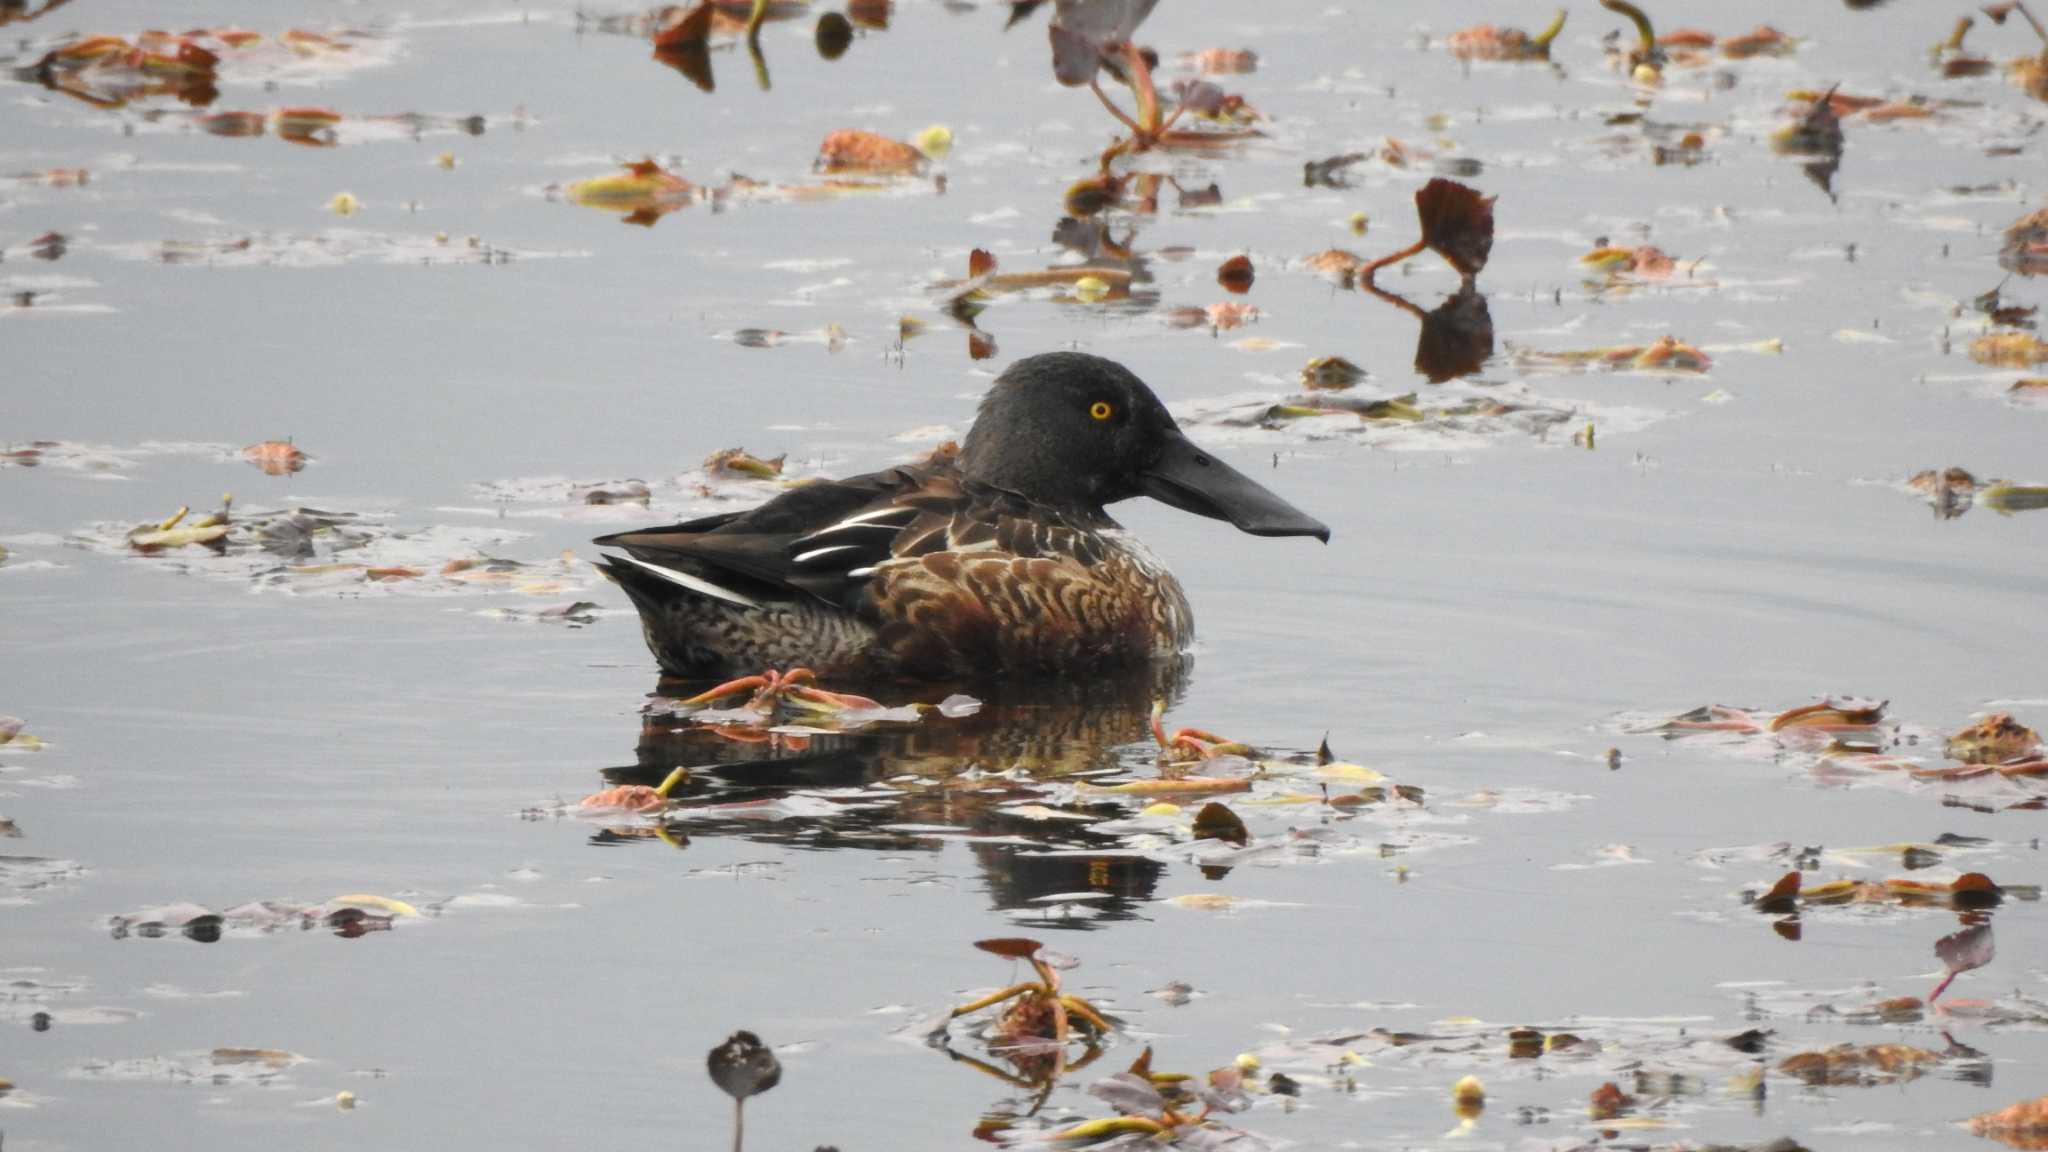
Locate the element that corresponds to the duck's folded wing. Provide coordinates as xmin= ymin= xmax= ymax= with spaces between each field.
xmin=592 ymin=467 xmax=941 ymax=608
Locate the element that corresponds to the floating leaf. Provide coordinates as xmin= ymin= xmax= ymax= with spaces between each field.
xmin=241 ymin=440 xmax=306 ymax=475
xmin=1972 ymin=331 xmax=2048 ymax=366
xmin=1216 ymin=254 xmax=1254 ymax=293
xmin=974 ymin=936 xmax=1045 ymax=959
xmin=815 ymin=129 xmax=926 ymax=174
xmin=704 ymin=447 xmax=785 ymax=479
xmin=1191 ymin=801 xmax=1248 ymax=846
xmin=1446 ymin=9 xmax=1567 ymax=60
xmin=1973 ymin=1095 xmax=2048 ymax=1148
xmin=1947 ymin=713 xmax=2041 ymax=764
xmin=1779 ymin=1042 xmax=1943 ymax=1085
xmin=1932 ymin=922 xmax=1994 ymax=1002
xmin=1181 ymin=47 xmax=1257 ymax=73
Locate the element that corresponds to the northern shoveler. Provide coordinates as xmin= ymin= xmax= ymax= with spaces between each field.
xmin=594 ymin=352 xmax=1328 ymax=680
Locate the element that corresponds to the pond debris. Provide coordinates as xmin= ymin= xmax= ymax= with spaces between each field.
xmin=80 ymin=498 xmax=591 ymax=604
xmin=1215 ymin=254 xmax=1254 ymax=293
xmin=1777 ymin=1042 xmax=1947 ymax=1086
xmin=1772 ymin=90 xmax=1846 ymax=156
xmin=1972 ymin=330 xmax=2048 ymax=366
xmin=1949 ymin=714 xmax=2043 ymax=764
xmin=1973 ymin=1094 xmax=2048 ymax=1148
xmin=1931 ymin=921 xmax=1994 ymax=1002
xmin=1451 ymin=1073 xmax=1485 ymax=1117
xmin=1589 ymin=1079 xmax=1635 ymax=1120
xmin=1359 ymin=178 xmax=1495 ymax=288
xmin=933 ymin=937 xmax=1115 ymax=1055
xmin=645 ymin=667 xmax=980 ymax=736
xmin=1038 ymin=1046 xmax=1253 ymax=1146
xmin=704 ymin=448 xmax=785 ymax=479
xmin=1 ymin=716 xmax=46 ymax=752
xmin=579 ymin=766 xmax=690 ymax=815
xmin=1515 ymin=334 xmax=1712 ymax=373
xmin=1445 ymin=9 xmax=1567 ymax=61
xmin=18 ymin=26 xmax=394 ymax=112
xmin=2005 ymin=207 xmax=2048 ymax=277
xmin=938 ymin=248 xmax=1134 ymax=304
xmin=1979 ymin=0 xmax=2048 ymax=100
xmin=108 ymin=894 xmax=424 ymax=941
xmin=241 ymin=440 xmax=306 ymax=476
xmin=1179 ymin=47 xmax=1257 ymax=74
xmin=1600 ymin=0 xmax=1667 ymax=80
xmin=1580 ymin=244 xmax=1677 ymax=278
xmin=1149 ymin=700 xmax=1256 ymax=763
xmin=1302 ymin=355 xmax=1367 ymax=389
xmin=707 ymin=1029 xmax=782 ymax=1152
xmin=1749 ymin=868 xmax=2033 ymax=914
xmin=815 ymin=128 xmax=928 ymax=174
xmin=1903 ymin=468 xmax=2048 ymax=518
xmin=1054 ymin=11 xmax=1261 ymax=165
xmin=565 ymin=159 xmax=696 ymax=226
xmin=1909 ymin=465 xmax=1983 ymax=517
xmin=73 ymin=1047 xmax=309 ymax=1088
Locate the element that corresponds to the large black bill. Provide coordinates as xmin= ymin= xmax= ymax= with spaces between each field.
xmin=1137 ymin=430 xmax=1331 ymax=542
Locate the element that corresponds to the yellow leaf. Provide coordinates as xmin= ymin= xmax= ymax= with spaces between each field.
xmin=330 ymin=894 xmax=420 ymax=918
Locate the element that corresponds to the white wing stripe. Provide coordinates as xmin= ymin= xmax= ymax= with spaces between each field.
xmin=792 ymin=544 xmax=860 ymax=565
xmin=608 ymin=552 xmax=760 ymax=609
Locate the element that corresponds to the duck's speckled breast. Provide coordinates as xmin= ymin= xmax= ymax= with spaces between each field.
xmin=862 ymin=524 xmax=1194 ymax=678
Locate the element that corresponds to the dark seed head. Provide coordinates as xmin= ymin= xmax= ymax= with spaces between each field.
xmin=707 ymin=1030 xmax=782 ymax=1102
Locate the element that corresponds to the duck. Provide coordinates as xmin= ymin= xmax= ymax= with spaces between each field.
xmin=594 ymin=351 xmax=1328 ymax=681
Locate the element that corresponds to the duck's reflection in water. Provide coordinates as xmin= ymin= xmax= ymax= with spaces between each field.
xmin=593 ymin=661 xmax=1194 ymax=927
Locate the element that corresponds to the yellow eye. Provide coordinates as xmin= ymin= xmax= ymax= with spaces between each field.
xmin=1089 ymin=401 xmax=1113 ymax=420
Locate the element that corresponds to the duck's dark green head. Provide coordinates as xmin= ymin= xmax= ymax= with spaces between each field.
xmin=959 ymin=352 xmax=1330 ymax=542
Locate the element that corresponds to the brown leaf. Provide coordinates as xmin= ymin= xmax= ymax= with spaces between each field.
xmin=242 ymin=440 xmax=306 ymax=476
xmin=1182 ymin=47 xmax=1256 ymax=73
xmin=1205 ymin=301 xmax=1258 ymax=330
xmin=1932 ymin=922 xmax=1995 ymax=1002
xmin=1948 ymin=713 xmax=2042 ymax=764
xmin=968 ymin=247 xmax=996 ymax=279
xmin=579 ymin=784 xmax=669 ymax=812
xmin=651 ymin=0 xmax=713 ymax=48
xmin=1974 ymin=1095 xmax=2048 ymax=1148
xmin=974 ymin=937 xmax=1044 ymax=959
xmin=816 ymin=129 xmax=925 ymax=174
xmin=1414 ymin=178 xmax=1495 ymax=278
xmin=1756 ymin=870 xmax=1803 ymax=913
xmin=1192 ymin=801 xmax=1249 ymax=846
xmin=1719 ymin=25 xmax=1791 ymax=58
xmin=1589 ymin=1080 xmax=1633 ymax=1120
xmin=1768 ymin=698 xmax=1886 ymax=732
xmin=1216 ymin=254 xmax=1254 ymax=293
xmin=1303 ymin=248 xmax=1362 ymax=284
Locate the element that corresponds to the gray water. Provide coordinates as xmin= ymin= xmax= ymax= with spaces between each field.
xmin=5 ymin=1 xmax=2048 ymax=1149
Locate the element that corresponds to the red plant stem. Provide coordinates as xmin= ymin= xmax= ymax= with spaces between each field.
xmin=1929 ymin=970 xmax=1959 ymax=1004
xmin=1121 ymin=43 xmax=1160 ymax=131
xmin=1089 ymin=77 xmax=1144 ymax=133
xmin=2012 ymin=1 xmax=2048 ymax=49
xmin=1362 ymin=281 xmax=1427 ymax=321
xmin=1360 ymin=238 xmax=1428 ymax=286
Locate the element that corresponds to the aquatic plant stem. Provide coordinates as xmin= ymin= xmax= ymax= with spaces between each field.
xmin=1531 ymin=8 xmax=1568 ymax=50
xmin=732 ymin=1098 xmax=745 ymax=1152
xmin=1599 ymin=0 xmax=1656 ymax=55
xmin=1360 ymin=239 xmax=1427 ymax=287
xmin=943 ymin=980 xmax=1040 ymax=1019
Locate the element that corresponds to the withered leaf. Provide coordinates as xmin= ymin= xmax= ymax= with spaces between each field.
xmin=1191 ymin=801 xmax=1248 ymax=846
xmin=974 ymin=936 xmax=1044 ymax=959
